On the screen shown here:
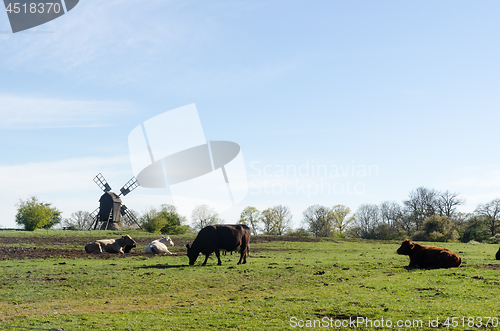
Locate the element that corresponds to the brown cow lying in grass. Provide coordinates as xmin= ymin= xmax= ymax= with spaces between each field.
xmin=397 ymin=239 xmax=462 ymax=269
xmin=85 ymin=235 xmax=136 ymax=254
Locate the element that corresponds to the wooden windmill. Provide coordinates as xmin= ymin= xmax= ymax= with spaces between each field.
xmin=89 ymin=173 xmax=142 ymax=230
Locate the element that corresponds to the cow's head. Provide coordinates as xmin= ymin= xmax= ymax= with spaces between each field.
xmin=186 ymin=243 xmax=198 ymax=265
xmin=397 ymin=239 xmax=414 ymax=255
xmin=161 ymin=236 xmax=174 ymax=246
xmin=123 ymin=243 xmax=136 ymax=253
xmin=121 ymin=235 xmax=136 ymax=246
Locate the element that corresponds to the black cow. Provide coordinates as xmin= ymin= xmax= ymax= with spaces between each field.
xmin=186 ymin=224 xmax=251 ymax=266
xmin=496 ymin=247 xmax=500 ymax=260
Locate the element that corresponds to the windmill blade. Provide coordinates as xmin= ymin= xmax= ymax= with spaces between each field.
xmin=120 ymin=204 xmax=128 ymax=216
xmin=120 ymin=205 xmax=143 ymax=230
xmin=94 ymin=173 xmax=112 ymax=192
xmin=119 ymin=177 xmax=139 ymax=196
xmin=88 ymin=207 xmax=100 ymax=230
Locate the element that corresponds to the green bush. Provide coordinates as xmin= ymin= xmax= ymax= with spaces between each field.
xmin=412 ymin=215 xmax=459 ymax=242
xmin=15 ymin=196 xmax=61 ymax=231
xmin=287 ymin=228 xmax=311 ymax=237
xmin=485 ymin=233 xmax=500 ymax=244
xmin=140 ymin=204 xmax=192 ymax=234
xmin=460 ymin=216 xmax=490 ymax=243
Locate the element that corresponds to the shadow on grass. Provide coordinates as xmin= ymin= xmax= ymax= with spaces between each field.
xmin=135 ymin=262 xmax=232 ymax=269
xmin=403 ymin=265 xmax=465 ymax=271
xmin=135 ymin=264 xmax=189 ymax=269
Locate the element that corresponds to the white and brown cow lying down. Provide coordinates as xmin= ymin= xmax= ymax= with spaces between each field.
xmin=85 ymin=235 xmax=136 ymax=254
xmin=144 ymin=236 xmax=176 ymax=255
xmin=397 ymin=239 xmax=462 ymax=269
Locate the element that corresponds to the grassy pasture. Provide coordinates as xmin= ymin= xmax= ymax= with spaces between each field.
xmin=0 ymin=230 xmax=500 ymax=330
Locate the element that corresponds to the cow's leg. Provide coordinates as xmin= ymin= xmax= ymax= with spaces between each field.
xmin=238 ymin=238 xmax=249 ymax=264
xmin=202 ymin=254 xmax=210 ymax=266
xmin=215 ymin=250 xmax=222 ymax=265
xmin=237 ymin=247 xmax=246 ymax=265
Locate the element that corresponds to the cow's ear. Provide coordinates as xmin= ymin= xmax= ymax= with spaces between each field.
xmin=186 ymin=244 xmax=190 ymax=249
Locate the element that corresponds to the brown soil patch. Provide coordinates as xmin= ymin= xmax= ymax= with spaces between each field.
xmin=0 ymin=236 xmax=192 ymax=260
xmin=0 ymin=235 xmax=314 ymax=260
xmin=473 ymin=263 xmax=500 ymax=270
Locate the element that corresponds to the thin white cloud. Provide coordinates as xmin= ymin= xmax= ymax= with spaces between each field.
xmin=0 ymin=0 xmax=192 ymax=71
xmin=0 ymin=156 xmax=131 ymax=194
xmin=0 ymin=94 xmax=133 ymax=128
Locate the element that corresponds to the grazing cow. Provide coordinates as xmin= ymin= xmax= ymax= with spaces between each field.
xmin=496 ymin=247 xmax=500 ymax=260
xmin=397 ymin=239 xmax=462 ymax=269
xmin=85 ymin=235 xmax=136 ymax=254
xmin=186 ymin=224 xmax=250 ymax=266
xmin=145 ymin=236 xmax=176 ymax=255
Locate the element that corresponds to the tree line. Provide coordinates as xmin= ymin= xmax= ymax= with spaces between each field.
xmin=238 ymin=187 xmax=500 ymax=243
xmin=12 ymin=187 xmax=500 ymax=244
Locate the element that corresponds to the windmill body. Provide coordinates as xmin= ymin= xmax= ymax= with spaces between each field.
xmin=97 ymin=192 xmax=122 ymax=230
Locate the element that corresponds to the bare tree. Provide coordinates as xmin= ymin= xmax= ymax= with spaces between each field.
xmin=261 ymin=208 xmax=276 ymax=235
xmin=475 ymin=198 xmax=500 ymax=236
xmin=379 ymin=201 xmax=404 ymax=229
xmin=353 ymin=204 xmax=380 ymax=239
xmin=303 ymin=205 xmax=333 ymax=237
xmin=436 ymin=190 xmax=465 ymax=217
xmin=403 ymin=187 xmax=438 ymax=230
xmin=62 ymin=211 xmax=93 ymax=230
xmin=274 ymin=205 xmax=293 ymax=235
xmin=239 ymin=206 xmax=261 ymax=235
xmin=191 ymin=205 xmax=222 ymax=231
xmin=261 ymin=205 xmax=292 ymax=235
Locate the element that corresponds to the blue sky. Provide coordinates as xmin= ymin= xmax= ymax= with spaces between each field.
xmin=1 ymin=1 xmax=500 ymax=229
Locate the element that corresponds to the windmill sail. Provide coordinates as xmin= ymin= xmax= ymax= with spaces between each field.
xmin=120 ymin=205 xmax=143 ymax=230
xmin=88 ymin=207 xmax=100 ymax=230
xmin=119 ymin=177 xmax=139 ymax=196
xmin=94 ymin=173 xmax=112 ymax=192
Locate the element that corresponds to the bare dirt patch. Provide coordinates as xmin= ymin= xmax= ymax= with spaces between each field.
xmin=0 ymin=246 xmax=168 ymax=260
xmin=0 ymin=235 xmax=312 ymax=260
xmin=473 ymin=263 xmax=500 ymax=270
xmin=0 ymin=236 xmax=190 ymax=260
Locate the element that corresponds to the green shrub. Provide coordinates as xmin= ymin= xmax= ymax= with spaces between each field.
xmin=460 ymin=216 xmax=490 ymax=243
xmin=15 ymin=196 xmax=61 ymax=231
xmin=140 ymin=205 xmax=192 ymax=234
xmin=485 ymin=233 xmax=500 ymax=244
xmin=287 ymin=228 xmax=311 ymax=237
xmin=412 ymin=215 xmax=458 ymax=242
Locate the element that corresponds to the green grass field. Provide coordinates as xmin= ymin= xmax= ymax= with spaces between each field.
xmin=1 ymin=230 xmax=500 ymax=330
